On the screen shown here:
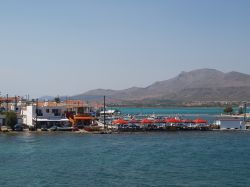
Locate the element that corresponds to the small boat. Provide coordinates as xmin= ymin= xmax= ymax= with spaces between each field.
xmin=41 ymin=125 xmax=48 ymax=131
xmin=84 ymin=125 xmax=102 ymax=132
xmin=48 ymin=125 xmax=57 ymax=131
xmin=56 ymin=126 xmax=73 ymax=131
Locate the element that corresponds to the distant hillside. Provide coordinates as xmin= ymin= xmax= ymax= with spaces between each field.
xmin=71 ymin=68 xmax=250 ymax=102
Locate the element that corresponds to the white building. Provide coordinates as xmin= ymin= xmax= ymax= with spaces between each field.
xmin=215 ymin=118 xmax=246 ymax=130
xmin=21 ymin=104 xmax=69 ymax=128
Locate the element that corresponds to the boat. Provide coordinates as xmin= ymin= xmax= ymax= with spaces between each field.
xmin=56 ymin=126 xmax=73 ymax=131
xmin=83 ymin=125 xmax=102 ymax=132
xmin=41 ymin=125 xmax=48 ymax=131
xmin=48 ymin=125 xmax=57 ymax=131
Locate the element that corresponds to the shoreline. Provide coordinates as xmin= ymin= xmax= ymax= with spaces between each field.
xmin=2 ymin=128 xmax=249 ymax=135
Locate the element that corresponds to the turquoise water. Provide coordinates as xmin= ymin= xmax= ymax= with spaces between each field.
xmin=1 ymin=131 xmax=250 ymax=187
xmin=117 ymin=107 xmax=250 ymax=123
xmin=118 ymin=107 xmax=225 ymax=115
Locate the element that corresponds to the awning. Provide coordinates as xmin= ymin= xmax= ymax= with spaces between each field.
xmin=140 ymin=118 xmax=154 ymax=124
xmin=74 ymin=116 xmax=95 ymax=120
xmin=33 ymin=118 xmax=69 ymax=122
xmin=164 ymin=118 xmax=182 ymax=123
xmin=193 ymin=118 xmax=207 ymax=124
xmin=112 ymin=119 xmax=128 ymax=125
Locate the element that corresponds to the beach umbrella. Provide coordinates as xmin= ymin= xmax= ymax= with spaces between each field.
xmin=193 ymin=118 xmax=207 ymax=124
xmin=129 ymin=119 xmax=140 ymax=124
xmin=112 ymin=119 xmax=128 ymax=125
xmin=181 ymin=119 xmax=194 ymax=123
xmin=154 ymin=119 xmax=164 ymax=123
xmin=141 ymin=118 xmax=154 ymax=124
xmin=164 ymin=118 xmax=182 ymax=123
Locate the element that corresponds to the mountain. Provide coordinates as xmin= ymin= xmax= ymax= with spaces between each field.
xmin=72 ymin=68 xmax=250 ymax=102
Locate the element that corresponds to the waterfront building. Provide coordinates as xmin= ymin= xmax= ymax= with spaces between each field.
xmin=215 ymin=118 xmax=246 ymax=130
xmin=0 ymin=96 xmax=23 ymax=112
xmin=0 ymin=96 xmax=24 ymax=127
xmin=65 ymin=100 xmax=96 ymax=127
xmin=21 ymin=102 xmax=69 ymax=128
xmin=20 ymin=100 xmax=96 ymax=128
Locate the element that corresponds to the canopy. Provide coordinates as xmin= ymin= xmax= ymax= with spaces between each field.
xmin=193 ymin=118 xmax=207 ymax=124
xmin=154 ymin=119 xmax=164 ymax=123
xmin=112 ymin=119 xmax=128 ymax=125
xmin=74 ymin=116 xmax=95 ymax=120
xmin=164 ymin=118 xmax=182 ymax=123
xmin=140 ymin=118 xmax=154 ymax=124
xmin=181 ymin=119 xmax=194 ymax=123
xmin=129 ymin=119 xmax=140 ymax=124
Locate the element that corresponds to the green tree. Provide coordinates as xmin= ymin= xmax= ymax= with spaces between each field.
xmin=5 ymin=111 xmax=17 ymax=130
xmin=224 ymin=106 xmax=234 ymax=114
xmin=54 ymin=96 xmax=60 ymax=103
xmin=238 ymin=107 xmax=244 ymax=115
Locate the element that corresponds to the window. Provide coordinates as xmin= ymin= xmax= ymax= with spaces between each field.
xmin=36 ymin=109 xmax=43 ymax=116
xmin=52 ymin=109 xmax=60 ymax=116
xmin=46 ymin=109 xmax=50 ymax=113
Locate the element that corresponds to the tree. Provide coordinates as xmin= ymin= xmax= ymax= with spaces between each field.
xmin=54 ymin=96 xmax=60 ymax=103
xmin=5 ymin=111 xmax=17 ymax=130
xmin=238 ymin=107 xmax=244 ymax=115
xmin=224 ymin=106 xmax=234 ymax=114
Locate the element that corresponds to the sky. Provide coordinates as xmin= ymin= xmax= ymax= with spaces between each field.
xmin=0 ymin=0 xmax=249 ymax=98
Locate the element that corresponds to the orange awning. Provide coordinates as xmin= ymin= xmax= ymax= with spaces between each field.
xmin=164 ymin=118 xmax=182 ymax=123
xmin=192 ymin=118 xmax=207 ymax=124
xmin=74 ymin=116 xmax=95 ymax=120
xmin=112 ymin=119 xmax=128 ymax=125
xmin=140 ymin=118 xmax=154 ymax=124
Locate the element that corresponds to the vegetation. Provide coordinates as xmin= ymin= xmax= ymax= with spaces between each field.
xmin=238 ymin=107 xmax=244 ymax=115
xmin=54 ymin=96 xmax=60 ymax=103
xmin=5 ymin=111 xmax=17 ymax=130
xmin=224 ymin=106 xmax=234 ymax=114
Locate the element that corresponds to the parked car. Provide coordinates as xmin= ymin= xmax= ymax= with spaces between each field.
xmin=1 ymin=126 xmax=9 ymax=132
xmin=14 ymin=124 xmax=23 ymax=131
xmin=41 ymin=125 xmax=48 ymax=131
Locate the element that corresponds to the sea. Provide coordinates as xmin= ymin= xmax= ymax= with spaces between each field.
xmin=1 ymin=107 xmax=250 ymax=187
xmin=118 ymin=107 xmax=250 ymax=123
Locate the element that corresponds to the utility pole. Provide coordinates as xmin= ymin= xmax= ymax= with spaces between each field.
xmin=0 ymin=91 xmax=2 ymax=108
xmin=244 ymin=102 xmax=247 ymax=122
xmin=15 ymin=95 xmax=17 ymax=112
xmin=35 ymin=98 xmax=38 ymax=130
xmin=104 ymin=96 xmax=106 ymax=130
xmin=6 ymin=94 xmax=9 ymax=112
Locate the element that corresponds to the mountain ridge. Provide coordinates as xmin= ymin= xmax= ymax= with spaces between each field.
xmin=73 ymin=68 xmax=250 ymax=102
xmin=41 ymin=69 xmax=250 ymax=102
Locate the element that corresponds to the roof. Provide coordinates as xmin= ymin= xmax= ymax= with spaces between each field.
xmin=216 ymin=118 xmax=242 ymax=121
xmin=100 ymin=110 xmax=119 ymax=114
xmin=0 ymin=97 xmax=21 ymax=102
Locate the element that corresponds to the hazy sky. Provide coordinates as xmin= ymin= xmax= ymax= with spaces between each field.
xmin=0 ymin=0 xmax=249 ymax=98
